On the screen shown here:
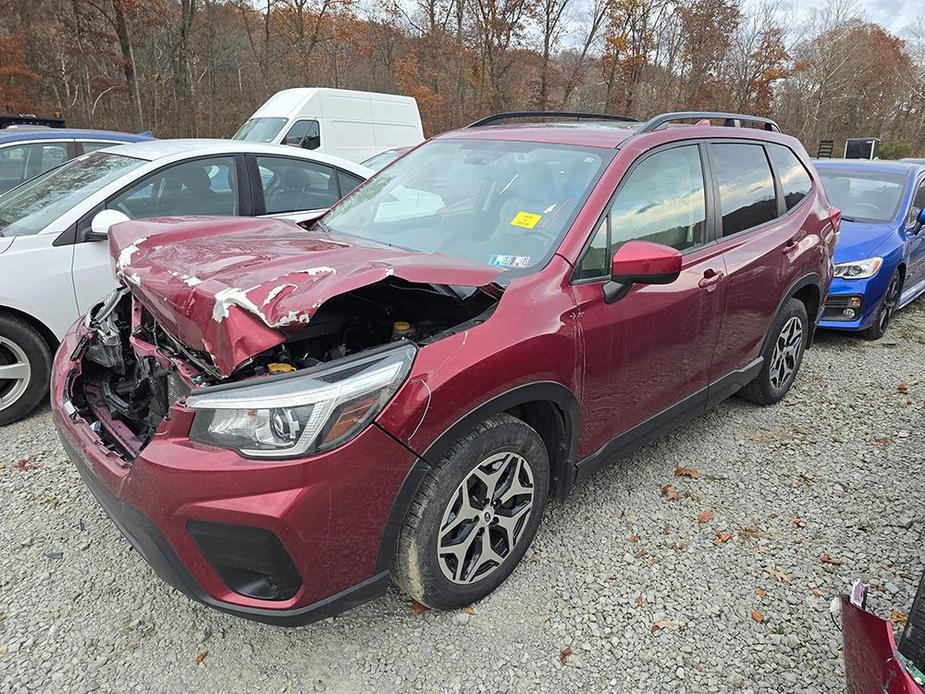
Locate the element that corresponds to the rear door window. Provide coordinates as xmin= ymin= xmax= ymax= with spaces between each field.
xmin=257 ymin=156 xmax=339 ymax=213
xmin=711 ymin=143 xmax=777 ymax=236
xmin=767 ymin=144 xmax=812 ymax=211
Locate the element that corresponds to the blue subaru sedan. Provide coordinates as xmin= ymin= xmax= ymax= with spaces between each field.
xmin=815 ymin=159 xmax=925 ymax=339
xmin=0 ymin=126 xmax=151 ymax=194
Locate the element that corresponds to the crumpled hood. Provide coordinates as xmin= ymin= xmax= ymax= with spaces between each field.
xmin=108 ymin=216 xmax=502 ymax=375
xmin=834 ymin=220 xmax=899 ymax=263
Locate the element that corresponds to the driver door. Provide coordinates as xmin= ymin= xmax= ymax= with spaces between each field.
xmin=904 ymin=177 xmax=925 ymax=294
xmin=70 ymin=156 xmax=242 ymax=313
xmin=569 ymin=143 xmax=726 ymax=458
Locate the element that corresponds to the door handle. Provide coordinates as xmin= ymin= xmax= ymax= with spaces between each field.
xmin=698 ymin=269 xmax=724 ymax=290
xmin=783 ymin=235 xmax=800 ymax=253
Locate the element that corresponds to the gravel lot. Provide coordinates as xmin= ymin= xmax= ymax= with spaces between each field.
xmin=2 ymin=299 xmax=923 ymax=693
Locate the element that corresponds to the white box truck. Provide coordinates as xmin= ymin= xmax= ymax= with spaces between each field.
xmin=232 ymin=88 xmax=424 ymax=163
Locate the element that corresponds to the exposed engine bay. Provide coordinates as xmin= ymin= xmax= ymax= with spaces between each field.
xmin=70 ymin=278 xmax=499 ymax=459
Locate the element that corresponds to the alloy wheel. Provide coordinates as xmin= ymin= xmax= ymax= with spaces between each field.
xmin=768 ymin=316 xmax=803 ymax=392
xmin=436 ymin=451 xmax=535 ymax=585
xmin=878 ymin=276 xmax=901 ymax=333
xmin=0 ymin=336 xmax=31 ymax=412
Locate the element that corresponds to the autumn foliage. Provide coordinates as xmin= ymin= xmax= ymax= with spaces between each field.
xmin=0 ymin=0 xmax=923 ymax=154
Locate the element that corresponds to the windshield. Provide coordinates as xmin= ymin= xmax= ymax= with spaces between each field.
xmin=322 ymin=139 xmax=611 ymax=273
xmin=232 ymin=117 xmax=288 ymax=143
xmin=818 ymin=168 xmax=907 ymax=223
xmin=0 ymin=152 xmax=145 ymax=236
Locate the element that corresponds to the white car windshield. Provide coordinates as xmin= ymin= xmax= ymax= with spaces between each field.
xmin=232 ymin=117 xmax=287 ymax=143
xmin=321 ymin=138 xmax=611 ymax=273
xmin=0 ymin=152 xmax=145 ymax=237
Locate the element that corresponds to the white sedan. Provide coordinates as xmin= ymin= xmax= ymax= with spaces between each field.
xmin=0 ymin=139 xmax=371 ymax=424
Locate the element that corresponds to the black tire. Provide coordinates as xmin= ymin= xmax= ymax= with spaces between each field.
xmin=739 ymin=297 xmax=808 ymax=406
xmin=0 ymin=315 xmax=51 ymax=426
xmin=862 ymin=270 xmax=902 ymax=340
xmin=392 ymin=413 xmax=549 ymax=610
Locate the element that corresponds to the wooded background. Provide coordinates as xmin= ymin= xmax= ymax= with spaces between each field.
xmin=1 ymin=0 xmax=924 ymax=156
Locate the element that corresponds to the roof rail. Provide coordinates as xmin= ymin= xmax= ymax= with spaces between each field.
xmin=0 ymin=114 xmax=65 ymax=129
xmin=467 ymin=111 xmax=637 ymax=128
xmin=636 ymin=111 xmax=780 ymax=134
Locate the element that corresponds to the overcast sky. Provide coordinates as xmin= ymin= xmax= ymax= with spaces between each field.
xmin=764 ymin=0 xmax=921 ymax=38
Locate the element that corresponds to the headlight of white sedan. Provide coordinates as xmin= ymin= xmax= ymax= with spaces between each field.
xmin=833 ymin=257 xmax=882 ymax=279
xmin=187 ymin=344 xmax=415 ymax=459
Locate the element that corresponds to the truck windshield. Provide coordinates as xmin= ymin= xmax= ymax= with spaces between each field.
xmin=0 ymin=152 xmax=144 ymax=237
xmin=321 ymin=138 xmax=611 ymax=273
xmin=232 ymin=118 xmax=288 ymax=143
xmin=818 ymin=168 xmax=907 ymax=223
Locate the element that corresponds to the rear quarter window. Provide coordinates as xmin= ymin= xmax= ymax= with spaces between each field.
xmin=767 ymin=144 xmax=812 ymax=210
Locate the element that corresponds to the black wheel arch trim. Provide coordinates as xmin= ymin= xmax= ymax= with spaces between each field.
xmin=373 ymin=381 xmax=580 ymax=573
xmin=762 ymin=272 xmax=823 ymax=353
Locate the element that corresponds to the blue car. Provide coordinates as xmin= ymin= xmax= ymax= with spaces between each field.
xmin=0 ymin=125 xmax=151 ymax=194
xmin=815 ymin=159 xmax=925 ymax=339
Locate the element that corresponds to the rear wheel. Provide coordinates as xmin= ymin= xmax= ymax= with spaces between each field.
xmin=739 ymin=298 xmax=808 ymax=406
xmin=862 ymin=270 xmax=902 ymax=340
xmin=0 ymin=315 xmax=51 ymax=426
xmin=393 ymin=414 xmax=549 ymax=610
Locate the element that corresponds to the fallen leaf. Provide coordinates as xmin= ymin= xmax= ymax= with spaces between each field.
xmin=751 ymin=610 xmax=764 ymax=623
xmin=890 ymin=610 xmax=909 ymax=626
xmin=651 ymin=619 xmax=678 ymax=633
xmin=195 ymin=651 xmax=208 ymax=665
xmin=873 ymin=436 xmax=892 ymax=447
xmin=410 ymin=601 xmax=428 ymax=615
xmin=674 ymin=466 xmax=701 ymax=479
xmin=634 ymin=549 xmax=648 ymax=558
xmin=790 ymin=516 xmax=805 ymax=528
xmin=820 ymin=553 xmax=843 ymax=566
xmin=463 ymin=606 xmax=476 ymax=615
xmin=809 ymin=587 xmax=823 ymax=598
xmin=635 ymin=594 xmax=644 ymax=607
xmin=559 ymin=645 xmax=572 ymax=665
xmin=764 ymin=567 xmax=791 ymax=582
xmin=13 ymin=454 xmax=40 ymax=471
xmin=753 ymin=545 xmax=771 ymax=554
xmin=755 ymin=587 xmax=768 ymax=597
xmin=673 ymin=539 xmax=690 ymax=551
xmin=628 ymin=533 xmax=640 ymax=544
xmin=714 ymin=532 xmax=732 ymax=544
xmin=660 ymin=484 xmax=679 ymax=501
xmin=897 ymin=383 xmax=909 ymax=394
xmin=698 ymin=510 xmax=714 ymax=524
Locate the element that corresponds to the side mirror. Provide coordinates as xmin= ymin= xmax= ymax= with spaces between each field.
xmin=87 ymin=209 xmax=130 ymax=241
xmin=283 ymin=135 xmax=303 ymax=147
xmin=603 ymin=240 xmax=682 ymax=304
xmin=916 ymin=207 xmax=925 ymax=231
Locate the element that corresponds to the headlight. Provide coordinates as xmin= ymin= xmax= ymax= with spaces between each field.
xmin=833 ymin=257 xmax=882 ymax=279
xmin=186 ymin=344 xmax=415 ymax=459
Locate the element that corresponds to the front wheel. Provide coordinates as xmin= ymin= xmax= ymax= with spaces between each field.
xmin=392 ymin=414 xmax=549 ymax=610
xmin=739 ymin=297 xmax=808 ymax=406
xmin=0 ymin=315 xmax=51 ymax=426
xmin=863 ymin=270 xmax=902 ymax=340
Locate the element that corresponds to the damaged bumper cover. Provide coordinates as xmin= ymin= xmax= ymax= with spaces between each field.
xmin=51 ymin=319 xmax=424 ymax=625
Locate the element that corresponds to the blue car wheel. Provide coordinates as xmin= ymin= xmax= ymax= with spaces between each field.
xmin=863 ymin=270 xmax=902 ymax=340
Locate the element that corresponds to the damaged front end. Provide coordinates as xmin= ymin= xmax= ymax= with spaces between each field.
xmin=70 ymin=274 xmax=499 ymax=461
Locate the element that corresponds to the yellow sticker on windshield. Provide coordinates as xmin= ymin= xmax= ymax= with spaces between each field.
xmin=510 ymin=211 xmax=542 ymax=229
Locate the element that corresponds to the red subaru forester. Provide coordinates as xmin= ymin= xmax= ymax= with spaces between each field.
xmin=52 ymin=111 xmax=838 ymax=625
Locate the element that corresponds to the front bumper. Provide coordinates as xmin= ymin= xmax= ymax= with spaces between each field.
xmin=817 ymin=275 xmax=884 ymax=331
xmin=52 ymin=322 xmax=420 ymax=625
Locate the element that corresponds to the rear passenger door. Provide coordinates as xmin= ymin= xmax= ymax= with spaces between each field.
xmin=904 ymin=177 xmax=925 ymax=291
xmin=249 ymin=155 xmax=362 ymax=222
xmin=706 ymin=141 xmax=813 ymax=379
